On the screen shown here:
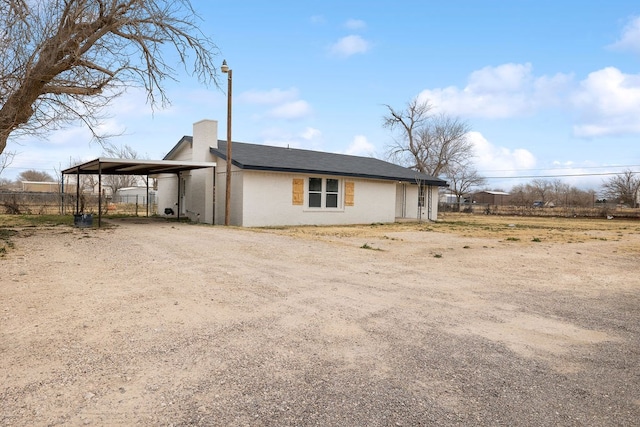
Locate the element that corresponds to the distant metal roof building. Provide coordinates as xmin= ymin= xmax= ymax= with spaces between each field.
xmin=479 ymin=190 xmax=510 ymax=196
xmin=473 ymin=190 xmax=512 ymax=205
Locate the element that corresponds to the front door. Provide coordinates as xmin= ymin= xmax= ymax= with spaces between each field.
xmin=395 ymin=183 xmax=407 ymax=218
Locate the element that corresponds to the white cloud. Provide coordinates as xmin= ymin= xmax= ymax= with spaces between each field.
xmin=260 ymin=126 xmax=323 ymax=150
xmin=418 ymin=63 xmax=572 ymax=118
xmin=45 ymin=126 xmax=94 ymax=147
xmin=239 ymin=88 xmax=299 ymax=105
xmin=300 ymin=127 xmax=321 ymax=141
xmin=571 ymin=67 xmax=640 ymax=137
xmin=344 ymin=19 xmax=366 ymax=30
xmin=243 ymin=87 xmax=313 ymax=121
xmin=328 ymin=35 xmax=371 ymax=58
xmin=344 ymin=135 xmax=376 ymax=156
xmin=417 ymin=61 xmax=640 ymax=138
xmin=468 ymin=131 xmax=536 ymax=175
xmin=266 ymin=100 xmax=312 ymax=120
xmin=609 ymin=16 xmax=640 ymax=55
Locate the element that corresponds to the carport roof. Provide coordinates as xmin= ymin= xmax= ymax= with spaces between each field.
xmin=61 ymin=158 xmax=216 ymax=176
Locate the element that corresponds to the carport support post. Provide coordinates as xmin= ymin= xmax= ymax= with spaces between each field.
xmin=60 ymin=174 xmax=64 ymax=215
xmin=98 ymin=162 xmax=102 ymax=227
xmin=75 ymin=168 xmax=80 ymax=214
xmin=176 ymin=172 xmax=181 ymax=221
xmin=146 ymin=174 xmax=150 ymax=218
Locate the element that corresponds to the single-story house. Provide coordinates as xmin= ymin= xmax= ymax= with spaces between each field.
xmin=472 ymin=190 xmax=511 ymax=205
xmin=156 ymin=119 xmax=447 ymax=227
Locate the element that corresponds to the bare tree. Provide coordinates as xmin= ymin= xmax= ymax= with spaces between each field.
xmin=57 ymin=157 xmax=99 ymax=193
xmin=102 ymin=142 xmax=143 ymax=195
xmin=512 ymin=180 xmax=595 ymax=208
xmin=384 ymin=98 xmax=476 ymax=179
xmin=0 ymin=150 xmax=17 ymax=176
xmin=602 ymin=170 xmax=640 ymax=207
xmin=0 ymin=176 xmax=12 ymax=189
xmin=17 ymin=169 xmax=54 ymax=182
xmin=446 ymin=162 xmax=487 ymax=203
xmin=510 ymin=185 xmax=530 ymax=207
xmin=383 ymin=98 xmax=434 ymax=173
xmin=529 ymin=179 xmax=553 ymax=204
xmin=0 ymin=0 xmax=220 ymax=155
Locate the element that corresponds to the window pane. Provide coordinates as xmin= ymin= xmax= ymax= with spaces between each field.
xmin=326 ymin=193 xmax=338 ymax=208
xmin=326 ymin=179 xmax=339 ymax=192
xmin=309 ymin=193 xmax=321 ymax=207
xmin=309 ymin=178 xmax=322 ymax=192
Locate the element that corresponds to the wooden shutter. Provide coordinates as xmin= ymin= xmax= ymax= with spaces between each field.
xmin=292 ymin=178 xmax=304 ymax=205
xmin=345 ymin=181 xmax=355 ymax=206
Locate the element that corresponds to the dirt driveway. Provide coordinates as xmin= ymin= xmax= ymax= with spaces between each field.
xmin=1 ymin=216 xmax=639 ymax=426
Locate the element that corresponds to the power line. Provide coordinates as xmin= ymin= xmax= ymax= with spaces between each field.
xmin=478 ymin=164 xmax=640 ymax=173
xmin=484 ymin=171 xmax=640 ymax=180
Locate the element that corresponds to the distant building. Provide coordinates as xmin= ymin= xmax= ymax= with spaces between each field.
xmin=22 ymin=181 xmax=60 ymax=193
xmin=473 ymin=190 xmax=511 ymax=205
xmin=439 ymin=191 xmax=462 ymax=204
xmin=114 ymin=187 xmax=157 ymax=204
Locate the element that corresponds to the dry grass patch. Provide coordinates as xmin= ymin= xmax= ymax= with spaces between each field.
xmin=259 ymin=212 xmax=640 ymax=247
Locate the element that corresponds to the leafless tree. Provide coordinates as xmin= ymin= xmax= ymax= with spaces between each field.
xmin=445 ymin=162 xmax=487 ymax=203
xmin=0 ymin=0 xmax=220 ymax=155
xmin=57 ymin=157 xmax=98 ymax=193
xmin=602 ymin=170 xmax=640 ymax=207
xmin=0 ymin=150 xmax=17 ymax=176
xmin=102 ymin=142 xmax=143 ymax=195
xmin=550 ymin=179 xmax=588 ymax=207
xmin=383 ymin=98 xmax=434 ymax=173
xmin=17 ymin=169 xmax=55 ymax=182
xmin=529 ymin=179 xmax=553 ymax=204
xmin=512 ymin=180 xmax=595 ymax=208
xmin=384 ymin=98 xmax=476 ymax=180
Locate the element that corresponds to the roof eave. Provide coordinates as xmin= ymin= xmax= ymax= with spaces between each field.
xmin=236 ymin=164 xmax=447 ymax=186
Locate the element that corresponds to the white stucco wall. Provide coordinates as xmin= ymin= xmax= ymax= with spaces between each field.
xmin=186 ymin=168 xmax=215 ymax=223
xmin=163 ymin=165 xmax=441 ymax=226
xmin=239 ymin=171 xmax=398 ymax=227
xmin=156 ymin=174 xmax=179 ymax=216
xmin=157 ymin=120 xmax=218 ymax=223
xmin=399 ymin=184 xmax=440 ymax=221
xmin=213 ymin=159 xmax=243 ymax=226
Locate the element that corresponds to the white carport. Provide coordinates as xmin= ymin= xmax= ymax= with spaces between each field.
xmin=62 ymin=158 xmax=215 ymax=227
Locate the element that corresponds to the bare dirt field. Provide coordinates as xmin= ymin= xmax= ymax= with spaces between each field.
xmin=1 ymin=214 xmax=639 ymax=426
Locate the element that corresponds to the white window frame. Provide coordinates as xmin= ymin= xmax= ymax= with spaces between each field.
xmin=307 ymin=177 xmax=342 ymax=209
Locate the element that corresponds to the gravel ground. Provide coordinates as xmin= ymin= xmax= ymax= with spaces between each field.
xmin=1 ymin=217 xmax=639 ymax=426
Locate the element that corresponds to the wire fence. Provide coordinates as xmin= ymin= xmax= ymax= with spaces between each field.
xmin=1 ymin=191 xmax=636 ymax=219
xmin=439 ymin=202 xmax=640 ymax=218
xmin=0 ymin=192 xmax=157 ymax=216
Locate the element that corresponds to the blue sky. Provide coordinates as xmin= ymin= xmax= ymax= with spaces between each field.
xmin=5 ymin=0 xmax=640 ymax=191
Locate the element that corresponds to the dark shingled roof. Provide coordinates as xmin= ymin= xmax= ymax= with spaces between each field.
xmin=207 ymin=139 xmax=447 ymax=186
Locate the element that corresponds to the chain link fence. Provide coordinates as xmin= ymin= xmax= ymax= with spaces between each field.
xmin=439 ymin=201 xmax=640 ymax=218
xmin=0 ymin=192 xmax=157 ymax=217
